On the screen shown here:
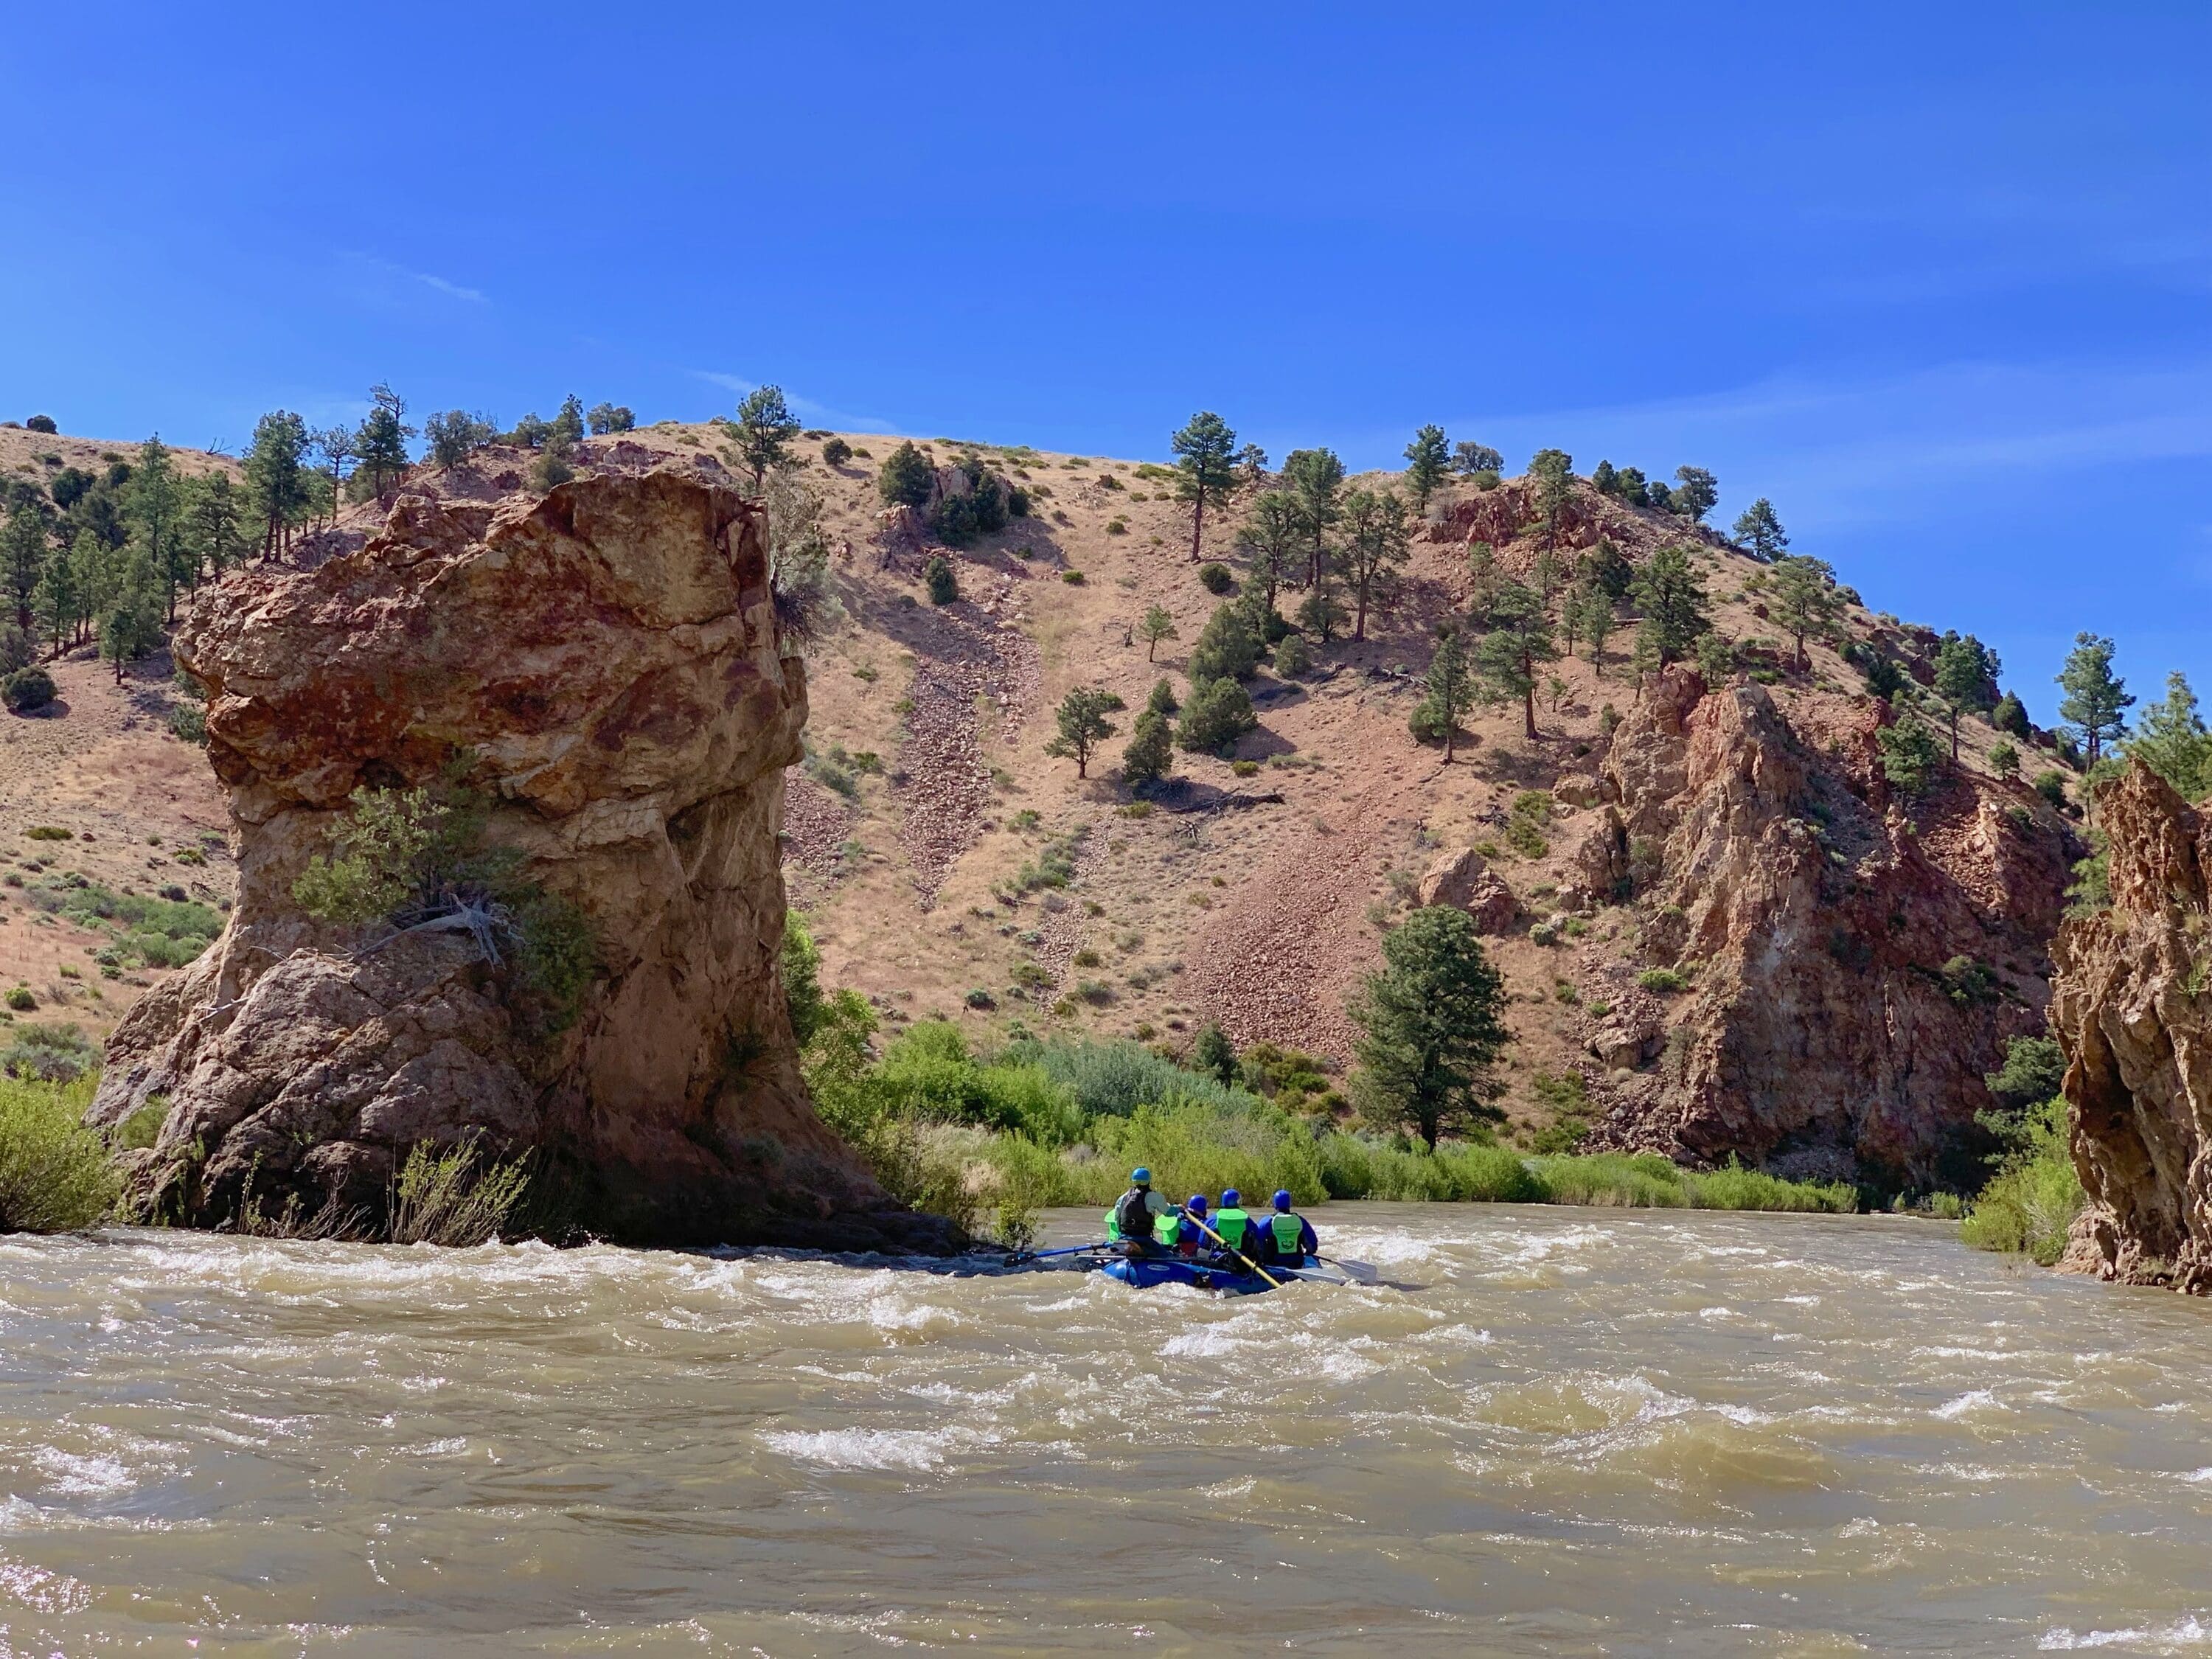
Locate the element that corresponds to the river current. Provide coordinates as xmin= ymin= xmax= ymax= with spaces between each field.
xmin=4 ymin=1206 xmax=2211 ymax=1655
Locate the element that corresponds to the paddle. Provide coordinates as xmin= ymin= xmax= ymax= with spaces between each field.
xmin=1002 ymin=1240 xmax=1111 ymax=1266
xmin=1319 ymin=1255 xmax=1377 ymax=1284
xmin=1180 ymin=1211 xmax=1283 ymax=1290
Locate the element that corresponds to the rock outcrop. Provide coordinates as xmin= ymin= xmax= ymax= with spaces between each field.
xmin=91 ymin=458 xmax=953 ymax=1251
xmin=2051 ymin=762 xmax=2212 ymax=1291
xmin=1587 ymin=667 xmax=2071 ymax=1189
xmin=1416 ymin=846 xmax=1517 ymax=933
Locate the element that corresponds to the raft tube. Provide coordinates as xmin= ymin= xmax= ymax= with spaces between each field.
xmin=1097 ymin=1256 xmax=1310 ymax=1295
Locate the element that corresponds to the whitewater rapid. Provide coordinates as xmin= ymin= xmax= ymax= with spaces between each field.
xmin=4 ymin=1206 xmax=2211 ymax=1654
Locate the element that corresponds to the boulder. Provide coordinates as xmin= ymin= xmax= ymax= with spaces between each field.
xmin=1418 ymin=847 xmax=1518 ymax=933
xmin=91 ymin=459 xmax=955 ymax=1251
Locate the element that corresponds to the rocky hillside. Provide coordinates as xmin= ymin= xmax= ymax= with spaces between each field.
xmin=2 ymin=417 xmax=2086 ymax=1197
xmin=2052 ymin=762 xmax=2212 ymax=1290
xmin=83 ymin=451 xmax=949 ymax=1251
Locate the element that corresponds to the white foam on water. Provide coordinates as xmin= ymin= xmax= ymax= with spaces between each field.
xmin=1934 ymin=1388 xmax=2001 ymax=1420
xmin=2040 ymin=1615 xmax=2211 ymax=1650
xmin=2177 ymin=1467 xmax=2212 ymax=1484
xmin=29 ymin=1448 xmax=136 ymax=1498
xmin=760 ymin=1423 xmax=995 ymax=1472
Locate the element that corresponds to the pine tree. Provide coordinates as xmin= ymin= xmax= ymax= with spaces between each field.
xmin=128 ymin=437 xmax=187 ymax=621
xmin=1043 ymin=687 xmax=1125 ymax=778
xmin=1413 ymin=625 xmax=1475 ymax=760
xmin=33 ymin=535 xmax=81 ymax=653
xmin=551 ymin=394 xmax=587 ymax=449
xmin=1187 ymin=600 xmax=1263 ymax=684
xmin=2056 ymin=633 xmax=2134 ymax=765
xmin=1933 ymin=633 xmax=2000 ymax=762
xmin=355 ymin=384 xmax=415 ymax=497
xmin=731 ymin=385 xmax=801 ymax=489
xmin=243 ymin=411 xmax=310 ymax=559
xmin=1122 ymin=707 xmax=1175 ymax=790
xmin=2129 ymin=672 xmax=2212 ymax=800
xmin=181 ymin=473 xmax=248 ymax=588
xmin=1731 ymin=497 xmax=1787 ymax=561
xmin=1527 ymin=448 xmax=1574 ymax=549
xmin=1 ymin=499 xmax=50 ymax=633
xmin=1234 ymin=488 xmax=1301 ymax=616
xmin=1340 ymin=487 xmax=1410 ymax=641
xmin=1349 ymin=907 xmax=1509 ymax=1150
xmin=1567 ymin=582 xmax=1615 ymax=677
xmin=1403 ymin=425 xmax=1450 ymax=512
xmin=1474 ymin=580 xmax=1559 ymax=740
xmin=877 ymin=439 xmax=933 ymax=507
xmin=1452 ymin=441 xmax=1503 ymax=477
xmin=1672 ymin=466 xmax=1719 ymax=524
xmin=1767 ymin=553 xmax=1843 ymax=673
xmin=1138 ymin=604 xmax=1178 ymax=662
xmin=1877 ymin=711 xmax=1943 ymax=797
xmin=1282 ymin=448 xmax=1345 ymax=593
xmin=587 ymin=402 xmax=636 ymax=435
xmin=313 ymin=427 xmax=356 ymax=521
xmin=97 ymin=544 xmax=163 ymax=684
xmin=1627 ymin=545 xmax=1710 ymax=672
xmin=1170 ymin=411 xmax=1239 ymax=562
xmin=1175 ymin=676 xmax=1257 ymax=753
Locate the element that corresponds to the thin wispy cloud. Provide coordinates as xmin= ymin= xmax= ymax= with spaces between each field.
xmin=336 ymin=251 xmax=489 ymax=307
xmin=689 ymin=369 xmax=894 ymax=434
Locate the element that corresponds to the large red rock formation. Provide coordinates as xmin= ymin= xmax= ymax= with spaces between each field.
xmin=2051 ymin=762 xmax=2212 ymax=1291
xmin=90 ymin=457 xmax=952 ymax=1251
xmin=1590 ymin=667 xmax=2070 ymax=1188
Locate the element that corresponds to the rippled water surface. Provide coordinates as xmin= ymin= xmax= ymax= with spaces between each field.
xmin=6 ymin=1207 xmax=2212 ymax=1655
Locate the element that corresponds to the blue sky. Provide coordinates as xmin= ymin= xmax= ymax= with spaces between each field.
xmin=4 ymin=3 xmax=2206 ymax=722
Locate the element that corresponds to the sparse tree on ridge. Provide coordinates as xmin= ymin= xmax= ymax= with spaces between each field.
xmin=551 ymin=394 xmax=587 ymax=451
xmin=587 ymin=402 xmax=636 ymax=436
xmin=1672 ymin=465 xmax=1719 ymax=524
xmin=1452 ymin=440 xmax=1503 ymax=478
xmin=1349 ymin=906 xmax=1510 ymax=1150
xmin=424 ymin=411 xmax=498 ymax=469
xmin=1933 ymin=632 xmax=2001 ymax=762
xmin=1877 ymin=710 xmax=1944 ymax=796
xmin=1403 ymin=425 xmax=1450 ymax=512
xmin=1138 ymin=604 xmax=1178 ymax=662
xmin=1731 ymin=497 xmax=1787 ymax=562
xmin=355 ymin=383 xmax=415 ymax=498
xmin=2056 ymin=633 xmax=2133 ymax=765
xmin=1474 ymin=580 xmax=1559 ymax=740
xmin=877 ymin=439 xmax=933 ymax=508
xmin=1171 ymin=411 xmax=1239 ymax=562
xmin=312 ymin=427 xmax=356 ymax=525
xmin=1527 ymin=448 xmax=1574 ymax=549
xmin=1234 ymin=443 xmax=1270 ymax=487
xmin=1767 ymin=553 xmax=1843 ymax=674
xmin=1234 ymin=488 xmax=1301 ymax=616
xmin=1282 ymin=448 xmax=1346 ymax=594
xmin=731 ymin=385 xmax=802 ymax=490
xmin=2129 ymin=672 xmax=2212 ymax=801
xmin=1340 ymin=487 xmax=1411 ymax=641
xmin=1628 ymin=544 xmax=1710 ymax=672
xmin=1043 ymin=687 xmax=1126 ymax=778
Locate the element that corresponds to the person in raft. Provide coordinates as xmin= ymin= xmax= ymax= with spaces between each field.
xmin=1168 ymin=1194 xmax=1211 ymax=1258
xmin=1251 ymin=1189 xmax=1318 ymax=1271
xmin=1105 ymin=1167 xmax=1172 ymax=1256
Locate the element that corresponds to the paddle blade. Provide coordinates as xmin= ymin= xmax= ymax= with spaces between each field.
xmin=1321 ymin=1256 xmax=1378 ymax=1284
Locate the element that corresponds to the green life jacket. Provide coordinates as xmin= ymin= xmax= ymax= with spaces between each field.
xmin=1213 ymin=1207 xmax=1251 ymax=1249
xmin=1104 ymin=1205 xmax=1122 ymax=1241
xmin=1270 ymin=1211 xmax=1305 ymax=1255
xmin=1153 ymin=1211 xmax=1183 ymax=1248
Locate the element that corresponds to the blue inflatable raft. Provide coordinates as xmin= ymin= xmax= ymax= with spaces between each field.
xmin=1097 ymin=1255 xmax=1311 ymax=1295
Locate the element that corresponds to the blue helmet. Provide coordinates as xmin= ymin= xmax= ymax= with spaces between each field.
xmin=1130 ymin=1167 xmax=1152 ymax=1186
xmin=1187 ymin=1194 xmax=1209 ymax=1214
xmin=1273 ymin=1190 xmax=1293 ymax=1211
xmin=1220 ymin=1189 xmax=1241 ymax=1207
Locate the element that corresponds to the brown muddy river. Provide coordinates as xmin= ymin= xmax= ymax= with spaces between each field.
xmin=4 ymin=1206 xmax=2211 ymax=1655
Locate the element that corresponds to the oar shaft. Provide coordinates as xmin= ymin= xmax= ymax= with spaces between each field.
xmin=1183 ymin=1212 xmax=1281 ymax=1288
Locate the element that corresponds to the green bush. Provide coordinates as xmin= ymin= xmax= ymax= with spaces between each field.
xmin=2 ymin=667 xmax=56 ymax=714
xmin=0 ymin=1077 xmax=116 ymax=1232
xmin=821 ymin=437 xmax=853 ymax=467
xmin=1638 ymin=967 xmax=1688 ymax=994
xmin=0 ymin=1023 xmax=97 ymax=1082
xmin=1959 ymin=1099 xmax=2083 ymax=1265
xmin=924 ymin=555 xmax=959 ymax=605
xmin=1273 ymin=633 xmax=1313 ymax=678
xmin=1197 ymin=562 xmax=1234 ymax=594
xmin=1176 ymin=677 xmax=1257 ymax=753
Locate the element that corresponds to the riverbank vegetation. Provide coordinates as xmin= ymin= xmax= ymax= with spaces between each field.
xmin=1958 ymin=1036 xmax=2084 ymax=1265
xmin=0 ymin=1075 xmax=116 ymax=1232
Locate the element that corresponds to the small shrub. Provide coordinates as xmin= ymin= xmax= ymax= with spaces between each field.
xmin=1638 ymin=967 xmax=1688 ymax=994
xmin=0 ymin=1023 xmax=97 ymax=1082
xmin=964 ymin=987 xmax=998 ymax=1009
xmin=1105 ymin=518 xmax=1129 ymax=536
xmin=2033 ymin=770 xmax=2070 ymax=810
xmin=0 ymin=1077 xmax=116 ymax=1231
xmin=821 ymin=437 xmax=853 ymax=467
xmin=2 ymin=668 xmax=57 ymax=714
xmin=388 ymin=1142 xmax=532 ymax=1247
xmin=4 ymin=987 xmax=34 ymax=1012
xmin=1062 ymin=569 xmax=1087 ymax=585
xmin=924 ymin=555 xmax=959 ymax=605
xmin=25 ymin=826 xmax=72 ymax=841
xmin=1231 ymin=759 xmax=1259 ymax=777
xmin=1273 ymin=633 xmax=1313 ymax=678
xmin=1197 ymin=562 xmax=1234 ymax=595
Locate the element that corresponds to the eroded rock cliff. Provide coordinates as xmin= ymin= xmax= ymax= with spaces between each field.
xmin=91 ymin=455 xmax=952 ymax=1251
xmin=1589 ymin=667 xmax=2070 ymax=1189
xmin=2052 ymin=762 xmax=2212 ymax=1290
